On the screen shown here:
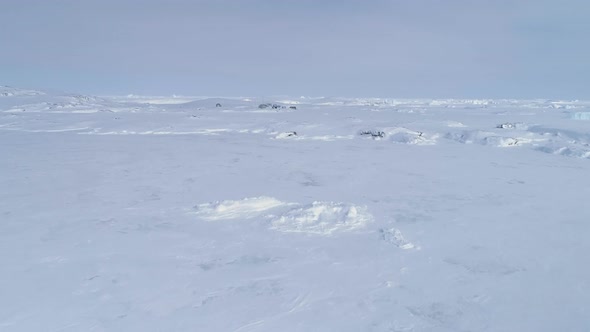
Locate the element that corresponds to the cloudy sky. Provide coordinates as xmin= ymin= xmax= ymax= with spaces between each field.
xmin=1 ymin=0 xmax=589 ymax=98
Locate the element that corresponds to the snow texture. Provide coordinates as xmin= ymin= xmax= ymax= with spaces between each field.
xmin=194 ymin=196 xmax=289 ymax=221
xmin=270 ymin=201 xmax=372 ymax=235
xmin=1 ymin=89 xmax=590 ymax=332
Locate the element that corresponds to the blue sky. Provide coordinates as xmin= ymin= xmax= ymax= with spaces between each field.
xmin=1 ymin=0 xmax=589 ymax=98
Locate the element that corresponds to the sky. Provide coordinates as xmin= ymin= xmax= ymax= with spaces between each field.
xmin=1 ymin=0 xmax=589 ymax=99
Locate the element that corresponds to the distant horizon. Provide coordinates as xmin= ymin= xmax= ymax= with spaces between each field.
xmin=3 ymin=83 xmax=590 ymax=102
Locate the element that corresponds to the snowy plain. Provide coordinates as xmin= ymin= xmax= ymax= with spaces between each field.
xmin=1 ymin=85 xmax=590 ymax=331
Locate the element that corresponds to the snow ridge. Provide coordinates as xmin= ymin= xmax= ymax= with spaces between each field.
xmin=194 ymin=197 xmax=373 ymax=235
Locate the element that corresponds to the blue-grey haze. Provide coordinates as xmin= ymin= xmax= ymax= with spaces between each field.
xmin=1 ymin=0 xmax=588 ymax=98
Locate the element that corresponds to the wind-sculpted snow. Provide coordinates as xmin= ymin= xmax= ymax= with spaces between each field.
xmin=379 ymin=227 xmax=415 ymax=250
xmin=386 ymin=128 xmax=439 ymax=145
xmin=3 ymin=91 xmax=586 ymax=159
xmin=445 ymin=130 xmax=536 ymax=147
xmin=194 ymin=196 xmax=289 ymax=221
xmin=269 ymin=201 xmax=372 ymax=235
xmin=194 ymin=197 xmax=372 ymax=235
xmin=2 ymin=88 xmax=590 ymax=331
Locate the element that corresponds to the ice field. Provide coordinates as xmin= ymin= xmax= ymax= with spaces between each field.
xmin=1 ymin=85 xmax=590 ymax=331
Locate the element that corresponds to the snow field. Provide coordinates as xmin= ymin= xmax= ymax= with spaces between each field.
xmin=1 ymin=87 xmax=590 ymax=331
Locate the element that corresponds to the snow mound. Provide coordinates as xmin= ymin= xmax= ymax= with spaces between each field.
xmin=270 ymin=202 xmax=372 ymax=235
xmin=379 ymin=227 xmax=415 ymax=250
xmin=446 ymin=130 xmax=532 ymax=147
xmin=360 ymin=127 xmax=438 ymax=145
xmin=193 ymin=198 xmax=372 ymax=235
xmin=387 ymin=128 xmax=438 ymax=145
xmin=194 ymin=196 xmax=288 ymax=221
xmin=536 ymin=146 xmax=590 ymax=159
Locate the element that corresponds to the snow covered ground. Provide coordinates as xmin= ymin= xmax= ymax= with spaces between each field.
xmin=1 ymin=85 xmax=590 ymax=331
